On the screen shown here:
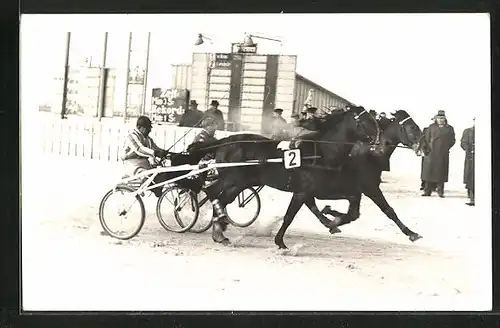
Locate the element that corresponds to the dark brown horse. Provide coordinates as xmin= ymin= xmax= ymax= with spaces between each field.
xmin=187 ymin=106 xmax=382 ymax=245
xmin=288 ymin=110 xmax=424 ymax=249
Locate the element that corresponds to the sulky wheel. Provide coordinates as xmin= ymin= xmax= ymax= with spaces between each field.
xmin=156 ymin=185 xmax=199 ymax=233
xmin=187 ymin=188 xmax=214 ymax=233
xmin=224 ymin=186 xmax=261 ymax=228
xmin=99 ymin=185 xmax=146 ymax=240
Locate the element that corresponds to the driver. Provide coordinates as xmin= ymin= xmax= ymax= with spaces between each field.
xmin=121 ymin=116 xmax=168 ymax=196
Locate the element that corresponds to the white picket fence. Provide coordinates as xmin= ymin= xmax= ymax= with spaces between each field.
xmin=40 ymin=117 xmax=240 ymax=162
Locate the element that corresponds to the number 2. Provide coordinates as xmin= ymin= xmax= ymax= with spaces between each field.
xmin=284 ymin=149 xmax=301 ymax=169
xmin=288 ymin=151 xmax=297 ymax=167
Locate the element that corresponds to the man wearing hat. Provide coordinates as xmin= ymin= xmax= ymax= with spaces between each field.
xmin=178 ymin=100 xmax=204 ymax=128
xmin=421 ymin=110 xmax=456 ymax=197
xmin=301 ymin=106 xmax=321 ymax=131
xmin=290 ymin=113 xmax=301 ymax=127
xmin=121 ymin=116 xmax=169 ymax=197
xmin=270 ymin=108 xmax=288 ymax=140
xmin=461 ymin=117 xmax=475 ymax=206
xmin=289 ymin=107 xmax=321 ymax=147
xmin=203 ymin=100 xmax=225 ymax=131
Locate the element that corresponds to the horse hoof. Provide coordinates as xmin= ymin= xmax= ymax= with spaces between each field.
xmin=277 ymin=244 xmax=288 ymax=250
xmin=409 ymin=233 xmax=422 ymax=242
xmin=329 ymin=226 xmax=342 ymax=234
xmin=213 ymin=237 xmax=231 ymax=245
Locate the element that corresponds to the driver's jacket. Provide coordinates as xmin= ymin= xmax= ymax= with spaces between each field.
xmin=121 ymin=128 xmax=162 ymax=161
xmin=121 ymin=128 xmax=163 ymax=177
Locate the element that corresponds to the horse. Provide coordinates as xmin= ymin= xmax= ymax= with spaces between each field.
xmin=186 ymin=106 xmax=382 ymax=245
xmin=280 ymin=110 xmax=424 ymax=249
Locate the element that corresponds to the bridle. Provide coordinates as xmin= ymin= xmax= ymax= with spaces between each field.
xmin=388 ymin=114 xmax=421 ymax=151
xmin=352 ymin=108 xmax=381 ymax=145
xmin=397 ymin=115 xmax=416 ymax=145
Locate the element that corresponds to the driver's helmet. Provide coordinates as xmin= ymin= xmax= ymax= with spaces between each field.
xmin=136 ymin=116 xmax=152 ymax=128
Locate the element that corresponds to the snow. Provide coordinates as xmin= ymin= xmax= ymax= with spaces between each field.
xmin=21 ymin=152 xmax=491 ymax=311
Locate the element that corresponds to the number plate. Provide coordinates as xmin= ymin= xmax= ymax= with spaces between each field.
xmin=283 ymin=149 xmax=301 ymax=169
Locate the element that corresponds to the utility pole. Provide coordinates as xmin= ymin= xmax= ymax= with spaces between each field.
xmin=123 ymin=32 xmax=132 ymax=123
xmin=140 ymin=32 xmax=151 ymax=116
xmin=61 ymin=32 xmax=71 ymax=119
xmin=97 ymin=32 xmax=108 ymax=121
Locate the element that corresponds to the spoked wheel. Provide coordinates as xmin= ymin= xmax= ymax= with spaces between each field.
xmin=156 ymin=185 xmax=199 ymax=233
xmin=188 ymin=188 xmax=214 ymax=233
xmin=99 ymin=185 xmax=146 ymax=240
xmin=224 ymin=186 xmax=261 ymax=228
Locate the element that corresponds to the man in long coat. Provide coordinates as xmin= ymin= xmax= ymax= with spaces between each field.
xmin=420 ymin=118 xmax=436 ymax=191
xmin=421 ymin=110 xmax=456 ymax=197
xmin=461 ymin=118 xmax=475 ymax=206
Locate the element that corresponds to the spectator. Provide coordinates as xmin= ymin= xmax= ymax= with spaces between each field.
xmin=420 ymin=118 xmax=436 ymax=191
xmin=203 ymin=100 xmax=225 ymax=130
xmin=421 ymin=110 xmax=456 ymax=197
xmin=270 ymin=108 xmax=288 ymax=141
xmin=178 ymin=100 xmax=204 ymax=127
xmin=461 ymin=118 xmax=475 ymax=206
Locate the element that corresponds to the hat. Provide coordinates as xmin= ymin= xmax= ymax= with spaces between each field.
xmin=306 ymin=107 xmax=318 ymax=113
xmin=273 ymin=108 xmax=283 ymax=113
xmin=136 ymin=116 xmax=152 ymax=128
xmin=369 ymin=110 xmax=377 ymax=114
xmin=190 ymin=100 xmax=198 ymax=106
xmin=435 ymin=110 xmax=446 ymax=118
xmin=210 ymin=100 xmax=219 ymax=107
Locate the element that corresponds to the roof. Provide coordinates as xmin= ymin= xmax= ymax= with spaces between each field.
xmin=295 ymin=73 xmax=355 ymax=106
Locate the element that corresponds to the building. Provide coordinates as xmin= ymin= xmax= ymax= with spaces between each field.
xmin=44 ymin=32 xmax=354 ymax=132
xmin=169 ymin=53 xmax=354 ymax=133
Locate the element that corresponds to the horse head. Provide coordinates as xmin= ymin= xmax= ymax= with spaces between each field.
xmin=317 ymin=105 xmax=380 ymax=145
xmin=384 ymin=110 xmax=423 ymax=154
xmin=313 ymin=105 xmax=381 ymax=163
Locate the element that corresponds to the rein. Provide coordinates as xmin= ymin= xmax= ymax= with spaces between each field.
xmin=192 ymin=138 xmax=414 ymax=153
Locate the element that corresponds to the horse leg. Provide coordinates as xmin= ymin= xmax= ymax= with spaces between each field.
xmin=203 ymin=180 xmax=233 ymax=245
xmin=334 ymin=193 xmax=362 ymax=227
xmin=274 ymin=193 xmax=306 ymax=249
xmin=321 ymin=205 xmax=345 ymax=218
xmin=362 ymin=186 xmax=422 ymax=242
xmin=320 ymin=193 xmax=362 ymax=227
xmin=303 ymin=197 xmax=342 ymax=234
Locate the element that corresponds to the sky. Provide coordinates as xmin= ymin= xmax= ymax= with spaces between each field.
xmin=21 ymin=13 xmax=490 ymax=132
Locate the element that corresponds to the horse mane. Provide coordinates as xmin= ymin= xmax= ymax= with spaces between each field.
xmin=315 ymin=110 xmax=348 ymax=132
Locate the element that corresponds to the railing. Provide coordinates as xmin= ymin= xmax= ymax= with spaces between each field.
xmin=40 ymin=116 xmax=240 ymax=162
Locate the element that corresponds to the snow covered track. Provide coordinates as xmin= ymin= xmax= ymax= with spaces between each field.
xmin=21 ymin=154 xmax=491 ymax=311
